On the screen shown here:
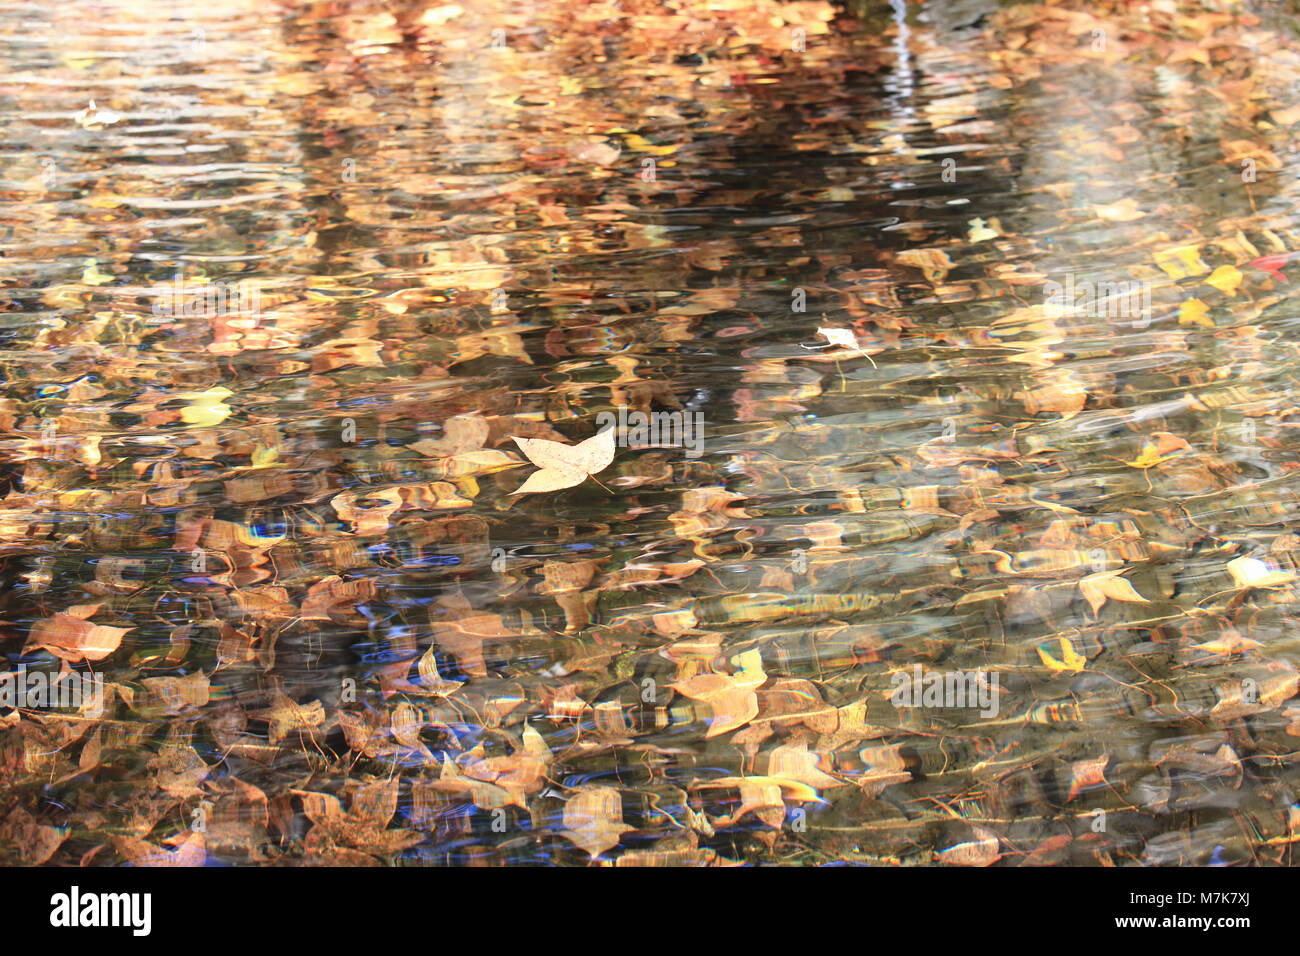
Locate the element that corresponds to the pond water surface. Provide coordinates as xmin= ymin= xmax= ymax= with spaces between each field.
xmin=2 ymin=0 xmax=1300 ymax=866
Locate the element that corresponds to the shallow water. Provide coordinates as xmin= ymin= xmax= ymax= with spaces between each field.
xmin=3 ymin=0 xmax=1300 ymax=865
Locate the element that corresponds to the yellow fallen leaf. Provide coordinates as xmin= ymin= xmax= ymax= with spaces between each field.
xmin=1188 ymin=631 xmax=1261 ymax=656
xmin=419 ymin=4 xmax=464 ymax=27
xmin=1272 ymin=104 xmax=1300 ymax=126
xmin=74 ymin=100 xmax=122 ymax=130
xmin=571 ymin=141 xmax=621 ymax=166
xmin=1019 ymin=378 xmax=1087 ymax=416
xmin=1204 ymin=264 xmax=1243 ymax=296
xmin=1154 ymin=244 xmax=1210 ymax=280
xmin=180 ymin=387 xmax=234 ymax=427
xmin=895 ymin=248 xmax=954 ymax=282
xmin=509 ymin=427 xmax=615 ymax=494
xmin=671 ymin=649 xmax=766 ymax=738
xmin=620 ymin=133 xmax=676 ymax=156
xmin=409 ymin=412 xmax=489 ymax=458
xmin=937 ymin=826 xmax=1000 ymax=866
xmin=1123 ymin=441 xmax=1179 ymax=469
xmin=1038 ymin=637 xmax=1086 ymax=674
xmin=250 ymin=444 xmax=279 ymax=468
xmin=1178 ymin=298 xmax=1213 ymax=327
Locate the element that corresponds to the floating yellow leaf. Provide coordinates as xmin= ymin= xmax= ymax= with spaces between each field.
xmin=1123 ymin=440 xmax=1180 ymax=469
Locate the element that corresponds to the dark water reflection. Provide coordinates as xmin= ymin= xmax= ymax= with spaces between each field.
xmin=2 ymin=0 xmax=1300 ymax=865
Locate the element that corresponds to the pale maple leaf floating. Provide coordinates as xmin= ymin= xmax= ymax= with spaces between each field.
xmin=509 ymin=426 xmax=616 ymax=494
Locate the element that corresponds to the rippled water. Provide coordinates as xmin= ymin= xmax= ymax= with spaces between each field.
xmin=3 ymin=0 xmax=1300 ymax=866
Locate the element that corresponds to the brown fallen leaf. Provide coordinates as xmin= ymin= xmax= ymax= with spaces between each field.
xmin=408 ymin=412 xmax=497 ymax=465
xmin=0 ymin=807 xmax=68 ymax=864
xmin=561 ymin=785 xmax=632 ymax=859
xmin=26 ymin=605 xmax=133 ymax=663
xmin=137 ymin=671 xmax=211 ymax=716
xmin=112 ymin=831 xmax=207 ymax=867
xmin=670 ymin=648 xmax=766 ymax=738
xmin=250 ymin=690 xmax=325 ymax=744
xmin=297 ymin=777 xmax=422 ymax=855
